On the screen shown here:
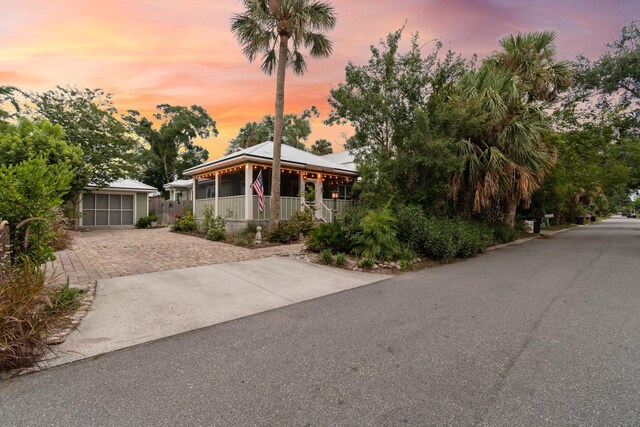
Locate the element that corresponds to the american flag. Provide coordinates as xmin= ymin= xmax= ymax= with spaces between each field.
xmin=251 ymin=170 xmax=265 ymax=213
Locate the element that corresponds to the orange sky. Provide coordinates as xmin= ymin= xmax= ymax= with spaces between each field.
xmin=1 ymin=0 xmax=637 ymax=158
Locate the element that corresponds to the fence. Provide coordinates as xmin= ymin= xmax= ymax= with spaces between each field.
xmin=149 ymin=198 xmax=190 ymax=225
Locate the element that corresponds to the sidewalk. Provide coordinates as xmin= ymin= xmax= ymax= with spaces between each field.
xmin=46 ymin=256 xmax=386 ymax=367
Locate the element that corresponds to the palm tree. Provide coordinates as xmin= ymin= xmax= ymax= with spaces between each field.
xmin=447 ymin=67 xmax=556 ymax=226
xmin=231 ymin=0 xmax=336 ymax=228
xmin=487 ymin=31 xmax=572 ymax=103
xmin=310 ymin=138 xmax=333 ymax=155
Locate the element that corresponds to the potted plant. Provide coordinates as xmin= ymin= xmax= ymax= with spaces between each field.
xmin=148 ymin=211 xmax=158 ymax=227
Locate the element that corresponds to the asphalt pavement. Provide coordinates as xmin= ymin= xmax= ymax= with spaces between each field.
xmin=1 ymin=218 xmax=639 ymax=426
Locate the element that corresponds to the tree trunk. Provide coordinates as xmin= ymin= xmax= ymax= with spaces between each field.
xmin=506 ymin=198 xmax=518 ymax=227
xmin=269 ymin=34 xmax=288 ymax=229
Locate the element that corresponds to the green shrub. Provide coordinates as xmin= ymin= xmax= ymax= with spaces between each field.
xmin=288 ymin=209 xmax=314 ymax=236
xmin=490 ymin=223 xmax=521 ymax=244
xmin=173 ymin=211 xmax=197 ymax=233
xmin=353 ymin=206 xmax=400 ymax=260
xmin=306 ymin=222 xmax=349 ymax=252
xmin=418 ymin=218 xmax=493 ymax=262
xmin=340 ymin=205 xmax=367 ymax=250
xmin=268 ymin=220 xmax=300 ymax=243
xmin=233 ymin=233 xmax=254 ymax=247
xmin=147 ymin=211 xmax=158 ymax=222
xmin=399 ymin=259 xmax=414 ymax=270
xmin=395 ymin=204 xmax=428 ymax=252
xmin=320 ymin=249 xmax=333 ymax=265
xmin=201 ymin=206 xmax=214 ymax=234
xmin=335 ymin=253 xmax=347 ymax=267
xmin=205 ymin=214 xmax=227 ymax=241
xmin=135 ymin=216 xmax=151 ymax=229
xmin=358 ymin=257 xmax=374 ymax=270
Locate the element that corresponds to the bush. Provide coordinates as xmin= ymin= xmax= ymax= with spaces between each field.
xmin=173 ymin=211 xmax=197 ymax=233
xmin=358 ymin=257 xmax=374 ymax=270
xmin=419 ymin=218 xmax=493 ymax=262
xmin=201 ymin=207 xmax=214 ymax=234
xmin=399 ymin=259 xmax=414 ymax=270
xmin=335 ymin=253 xmax=347 ymax=267
xmin=490 ymin=222 xmax=521 ymax=244
xmin=353 ymin=206 xmax=400 ymax=260
xmin=233 ymin=233 xmax=254 ymax=247
xmin=205 ymin=214 xmax=227 ymax=241
xmin=135 ymin=216 xmax=152 ymax=229
xmin=1 ymin=263 xmax=55 ymax=371
xmin=48 ymin=280 xmax=85 ymax=313
xmin=288 ymin=209 xmax=314 ymax=236
xmin=147 ymin=211 xmax=158 ymax=222
xmin=306 ymin=222 xmax=349 ymax=252
xmin=320 ymin=249 xmax=333 ymax=265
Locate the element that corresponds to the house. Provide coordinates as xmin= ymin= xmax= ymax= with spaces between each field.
xmin=183 ymin=141 xmax=357 ymax=230
xmin=79 ymin=179 xmax=157 ymax=227
xmin=163 ymin=178 xmax=216 ymax=202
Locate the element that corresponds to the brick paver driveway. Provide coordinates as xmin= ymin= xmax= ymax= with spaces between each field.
xmin=51 ymin=228 xmax=303 ymax=287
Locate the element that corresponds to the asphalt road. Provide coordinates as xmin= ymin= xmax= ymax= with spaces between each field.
xmin=2 ymin=218 xmax=639 ymax=426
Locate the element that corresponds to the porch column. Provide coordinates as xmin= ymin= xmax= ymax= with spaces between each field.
xmin=244 ymin=164 xmax=253 ymax=220
xmin=214 ymin=172 xmax=219 ymax=217
xmin=314 ymin=173 xmax=323 ymax=220
xmin=299 ymin=172 xmax=305 ymax=211
xmin=192 ymin=176 xmax=198 ymax=215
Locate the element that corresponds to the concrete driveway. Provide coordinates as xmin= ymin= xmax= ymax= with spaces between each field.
xmin=47 ymin=256 xmax=385 ymax=367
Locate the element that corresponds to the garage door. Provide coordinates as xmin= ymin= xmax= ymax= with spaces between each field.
xmin=82 ymin=193 xmax=135 ymax=226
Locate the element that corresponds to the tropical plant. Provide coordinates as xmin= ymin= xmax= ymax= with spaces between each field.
xmin=334 ymin=252 xmax=347 ymax=266
xmin=306 ymin=222 xmax=349 ymax=252
xmin=353 ymin=206 xmax=400 ymax=260
xmin=310 ymin=138 xmax=333 ymax=155
xmin=172 ymin=211 xmax=197 ymax=233
xmin=231 ymin=0 xmax=336 ymax=229
xmin=319 ymin=249 xmax=333 ymax=264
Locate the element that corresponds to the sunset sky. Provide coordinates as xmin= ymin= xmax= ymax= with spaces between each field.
xmin=1 ymin=0 xmax=637 ymax=158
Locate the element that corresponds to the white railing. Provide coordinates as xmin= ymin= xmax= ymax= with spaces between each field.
xmin=319 ymin=202 xmax=333 ymax=223
xmin=323 ymin=199 xmax=353 ymax=216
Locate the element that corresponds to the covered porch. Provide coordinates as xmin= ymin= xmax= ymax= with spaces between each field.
xmin=191 ymin=163 xmax=355 ymax=228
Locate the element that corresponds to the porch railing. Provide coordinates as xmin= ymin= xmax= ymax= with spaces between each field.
xmin=194 ymin=198 xmax=214 ymax=219
xmin=218 ymin=196 xmax=245 ymax=220
xmin=253 ymin=196 xmax=301 ymax=221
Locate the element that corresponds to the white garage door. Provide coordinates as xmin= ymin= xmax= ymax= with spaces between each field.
xmin=82 ymin=193 xmax=135 ymax=226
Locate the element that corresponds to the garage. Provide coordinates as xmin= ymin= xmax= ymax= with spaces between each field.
xmin=80 ymin=179 xmax=157 ymax=227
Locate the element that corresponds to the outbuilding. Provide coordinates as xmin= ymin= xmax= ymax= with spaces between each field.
xmin=79 ymin=179 xmax=157 ymax=227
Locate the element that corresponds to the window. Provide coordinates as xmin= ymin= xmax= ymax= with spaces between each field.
xmin=82 ymin=193 xmax=135 ymax=226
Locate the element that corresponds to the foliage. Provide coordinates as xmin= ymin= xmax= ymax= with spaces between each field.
xmin=201 ymin=207 xmax=215 ymax=235
xmin=206 ymin=216 xmax=227 ymax=242
xmin=288 ymin=209 xmax=314 ymax=236
xmin=267 ymin=209 xmax=314 ymax=244
xmin=0 ymin=157 xmax=74 ymax=265
xmin=172 ymin=211 xmax=197 ymax=233
xmin=319 ymin=249 xmax=333 ymax=265
xmin=0 ymin=263 xmax=54 ymax=371
xmin=306 ymin=222 xmax=349 ymax=253
xmin=147 ymin=211 xmax=158 ymax=222
xmin=399 ymin=259 xmax=414 ymax=271
xmin=123 ymin=104 xmax=216 ymax=192
xmin=490 ymin=223 xmax=522 ymax=244
xmin=310 ymin=138 xmax=333 ymax=155
xmin=49 ymin=207 xmax=75 ymax=252
xmin=334 ymin=253 xmax=347 ymax=267
xmin=231 ymin=0 xmax=336 ymax=229
xmin=48 ymin=280 xmax=85 ymax=313
xmin=135 ymin=216 xmax=152 ymax=229
xmin=25 ymin=86 xmax=136 ymax=190
xmin=327 ymin=28 xmax=467 ymax=210
xmin=226 ymin=107 xmax=320 ymax=153
xmin=233 ymin=233 xmax=254 ymax=247
xmin=353 ymin=206 xmax=400 ymax=260
xmin=358 ymin=257 xmax=374 ymax=270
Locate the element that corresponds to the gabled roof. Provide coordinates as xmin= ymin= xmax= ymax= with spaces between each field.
xmin=86 ymin=179 xmax=157 ymax=193
xmin=183 ymin=141 xmax=357 ymax=176
xmin=163 ymin=179 xmax=193 ymax=190
xmin=322 ymin=151 xmax=356 ymax=169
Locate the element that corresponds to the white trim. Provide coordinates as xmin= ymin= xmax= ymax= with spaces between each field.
xmin=244 ymin=164 xmax=253 ymax=220
xmin=215 ymin=172 xmax=220 ymax=217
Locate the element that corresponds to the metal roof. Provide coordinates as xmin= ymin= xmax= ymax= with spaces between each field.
xmin=321 ymin=151 xmax=356 ymax=169
xmin=86 ymin=179 xmax=157 ymax=192
xmin=183 ymin=141 xmax=357 ymax=176
xmin=163 ymin=179 xmax=193 ymax=190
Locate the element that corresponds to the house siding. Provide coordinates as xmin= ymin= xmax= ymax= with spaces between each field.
xmin=136 ymin=193 xmax=148 ymax=220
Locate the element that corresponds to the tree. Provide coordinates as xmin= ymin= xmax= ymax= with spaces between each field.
xmin=226 ymin=107 xmax=319 ymax=154
xmin=231 ymin=0 xmax=336 ymax=228
xmin=310 ymin=138 xmax=333 ymax=155
xmin=327 ymin=28 xmax=468 ymax=210
xmin=25 ymin=86 xmax=136 ymax=189
xmin=123 ymin=104 xmax=217 ymax=192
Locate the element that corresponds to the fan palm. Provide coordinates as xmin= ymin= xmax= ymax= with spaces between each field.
xmin=231 ymin=0 xmax=336 ymax=228
xmin=310 ymin=138 xmax=333 ymax=155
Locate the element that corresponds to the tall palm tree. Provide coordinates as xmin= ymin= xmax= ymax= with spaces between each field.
xmin=231 ymin=0 xmax=336 ymax=228
xmin=487 ymin=31 xmax=572 ymax=103
xmin=310 ymin=138 xmax=333 ymax=155
xmin=447 ymin=66 xmax=556 ymax=226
